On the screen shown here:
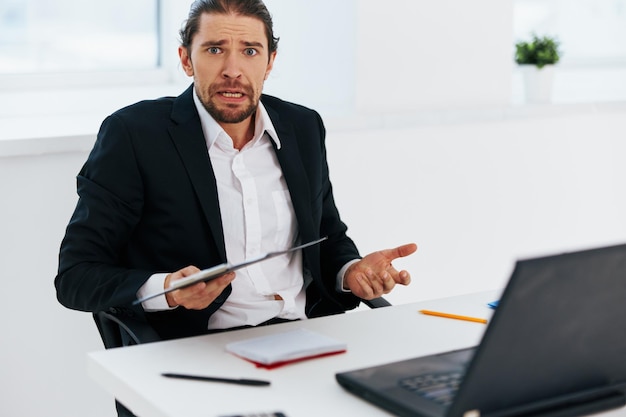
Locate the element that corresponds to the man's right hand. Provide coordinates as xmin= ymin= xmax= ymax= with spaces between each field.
xmin=164 ymin=266 xmax=235 ymax=310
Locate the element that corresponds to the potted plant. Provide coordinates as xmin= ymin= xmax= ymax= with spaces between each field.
xmin=515 ymin=34 xmax=562 ymax=103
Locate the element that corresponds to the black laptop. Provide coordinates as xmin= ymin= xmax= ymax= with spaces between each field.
xmin=336 ymin=244 xmax=626 ymax=417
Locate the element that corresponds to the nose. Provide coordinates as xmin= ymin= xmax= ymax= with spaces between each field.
xmin=222 ymin=52 xmax=242 ymax=79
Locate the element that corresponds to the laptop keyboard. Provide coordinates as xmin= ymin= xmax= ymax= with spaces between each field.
xmin=398 ymin=371 xmax=463 ymax=406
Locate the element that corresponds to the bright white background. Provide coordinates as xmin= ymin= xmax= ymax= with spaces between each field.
xmin=1 ymin=1 xmax=626 ymax=416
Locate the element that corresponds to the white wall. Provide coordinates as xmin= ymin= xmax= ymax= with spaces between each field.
xmin=326 ymin=109 xmax=626 ymax=305
xmin=0 ymin=151 xmax=109 ymax=416
xmin=355 ymin=0 xmax=514 ymax=113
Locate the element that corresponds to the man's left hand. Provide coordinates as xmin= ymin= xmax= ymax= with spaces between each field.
xmin=344 ymin=243 xmax=417 ymax=300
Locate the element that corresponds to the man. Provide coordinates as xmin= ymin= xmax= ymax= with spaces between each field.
xmin=56 ymin=0 xmax=416 ymax=342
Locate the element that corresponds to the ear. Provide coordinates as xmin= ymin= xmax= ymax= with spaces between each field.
xmin=264 ymin=51 xmax=277 ymax=81
xmin=178 ymin=46 xmax=194 ymax=77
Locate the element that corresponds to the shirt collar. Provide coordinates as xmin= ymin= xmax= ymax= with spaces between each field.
xmin=192 ymin=87 xmax=281 ymax=150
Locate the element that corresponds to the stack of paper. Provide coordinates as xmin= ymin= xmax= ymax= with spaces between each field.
xmin=225 ymin=328 xmax=347 ymax=369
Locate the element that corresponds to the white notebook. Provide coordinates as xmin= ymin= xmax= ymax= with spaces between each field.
xmin=225 ymin=328 xmax=347 ymax=368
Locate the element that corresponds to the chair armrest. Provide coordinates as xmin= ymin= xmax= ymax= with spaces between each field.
xmin=362 ymin=297 xmax=392 ymax=309
xmin=94 ymin=310 xmax=161 ymax=348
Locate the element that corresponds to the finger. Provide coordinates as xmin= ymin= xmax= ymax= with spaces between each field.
xmin=166 ymin=266 xmax=201 ymax=289
xmin=172 ymin=272 xmax=235 ymax=309
xmin=189 ymin=272 xmax=235 ymax=297
xmin=365 ymin=269 xmax=385 ymax=296
xmin=381 ymin=271 xmax=396 ymax=293
xmin=355 ymin=274 xmax=375 ymax=299
xmin=386 ymin=269 xmax=410 ymax=286
xmin=397 ymin=270 xmax=411 ymax=285
xmin=213 ymin=271 xmax=236 ymax=286
xmin=385 ymin=266 xmax=411 ymax=286
xmin=379 ymin=243 xmax=418 ymax=261
xmin=178 ymin=265 xmax=202 ymax=278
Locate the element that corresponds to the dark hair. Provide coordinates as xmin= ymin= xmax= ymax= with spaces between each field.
xmin=179 ymin=0 xmax=279 ymax=54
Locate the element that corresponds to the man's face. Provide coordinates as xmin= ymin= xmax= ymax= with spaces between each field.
xmin=179 ymin=13 xmax=275 ymax=125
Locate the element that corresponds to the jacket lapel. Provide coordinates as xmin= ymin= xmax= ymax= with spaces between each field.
xmin=264 ymin=102 xmax=316 ymax=244
xmin=168 ymin=85 xmax=227 ymax=262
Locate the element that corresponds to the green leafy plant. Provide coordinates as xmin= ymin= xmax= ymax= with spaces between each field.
xmin=515 ymin=34 xmax=561 ymax=69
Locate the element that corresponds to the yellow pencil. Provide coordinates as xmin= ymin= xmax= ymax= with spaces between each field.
xmin=419 ymin=309 xmax=488 ymax=324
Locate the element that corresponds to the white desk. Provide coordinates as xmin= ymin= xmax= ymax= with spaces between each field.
xmin=87 ymin=291 xmax=626 ymax=417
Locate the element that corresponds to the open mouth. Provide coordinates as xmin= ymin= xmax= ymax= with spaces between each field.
xmin=221 ymin=91 xmax=244 ymax=98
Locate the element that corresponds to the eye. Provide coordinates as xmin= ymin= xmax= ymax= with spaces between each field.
xmin=244 ymin=48 xmax=258 ymax=56
xmin=208 ymin=47 xmax=221 ymax=54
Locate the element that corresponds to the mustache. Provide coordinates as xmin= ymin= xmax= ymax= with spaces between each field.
xmin=210 ymin=82 xmax=253 ymax=94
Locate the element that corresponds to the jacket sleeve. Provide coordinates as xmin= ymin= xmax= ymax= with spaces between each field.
xmin=55 ymin=114 xmax=150 ymax=313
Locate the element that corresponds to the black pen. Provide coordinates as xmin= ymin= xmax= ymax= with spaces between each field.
xmin=162 ymin=372 xmax=270 ymax=386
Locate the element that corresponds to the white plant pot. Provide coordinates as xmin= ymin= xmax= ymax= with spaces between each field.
xmin=520 ymin=64 xmax=555 ymax=104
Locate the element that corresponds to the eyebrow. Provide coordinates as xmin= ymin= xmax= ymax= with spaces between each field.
xmin=200 ymin=40 xmax=265 ymax=49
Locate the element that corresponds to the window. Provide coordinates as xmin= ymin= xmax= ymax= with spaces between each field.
xmin=512 ymin=0 xmax=626 ymax=103
xmin=514 ymin=0 xmax=626 ymax=65
xmin=0 ymin=0 xmax=159 ymax=74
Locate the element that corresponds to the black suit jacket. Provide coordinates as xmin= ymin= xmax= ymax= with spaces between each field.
xmin=55 ymin=85 xmax=361 ymax=339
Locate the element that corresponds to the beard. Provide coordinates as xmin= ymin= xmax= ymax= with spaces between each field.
xmin=198 ymin=83 xmax=259 ymax=124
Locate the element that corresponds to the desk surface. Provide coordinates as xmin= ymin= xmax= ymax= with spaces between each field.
xmin=87 ymin=291 xmax=626 ymax=417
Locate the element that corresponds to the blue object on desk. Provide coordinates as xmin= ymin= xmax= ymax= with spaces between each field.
xmin=487 ymin=300 xmax=499 ymax=309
